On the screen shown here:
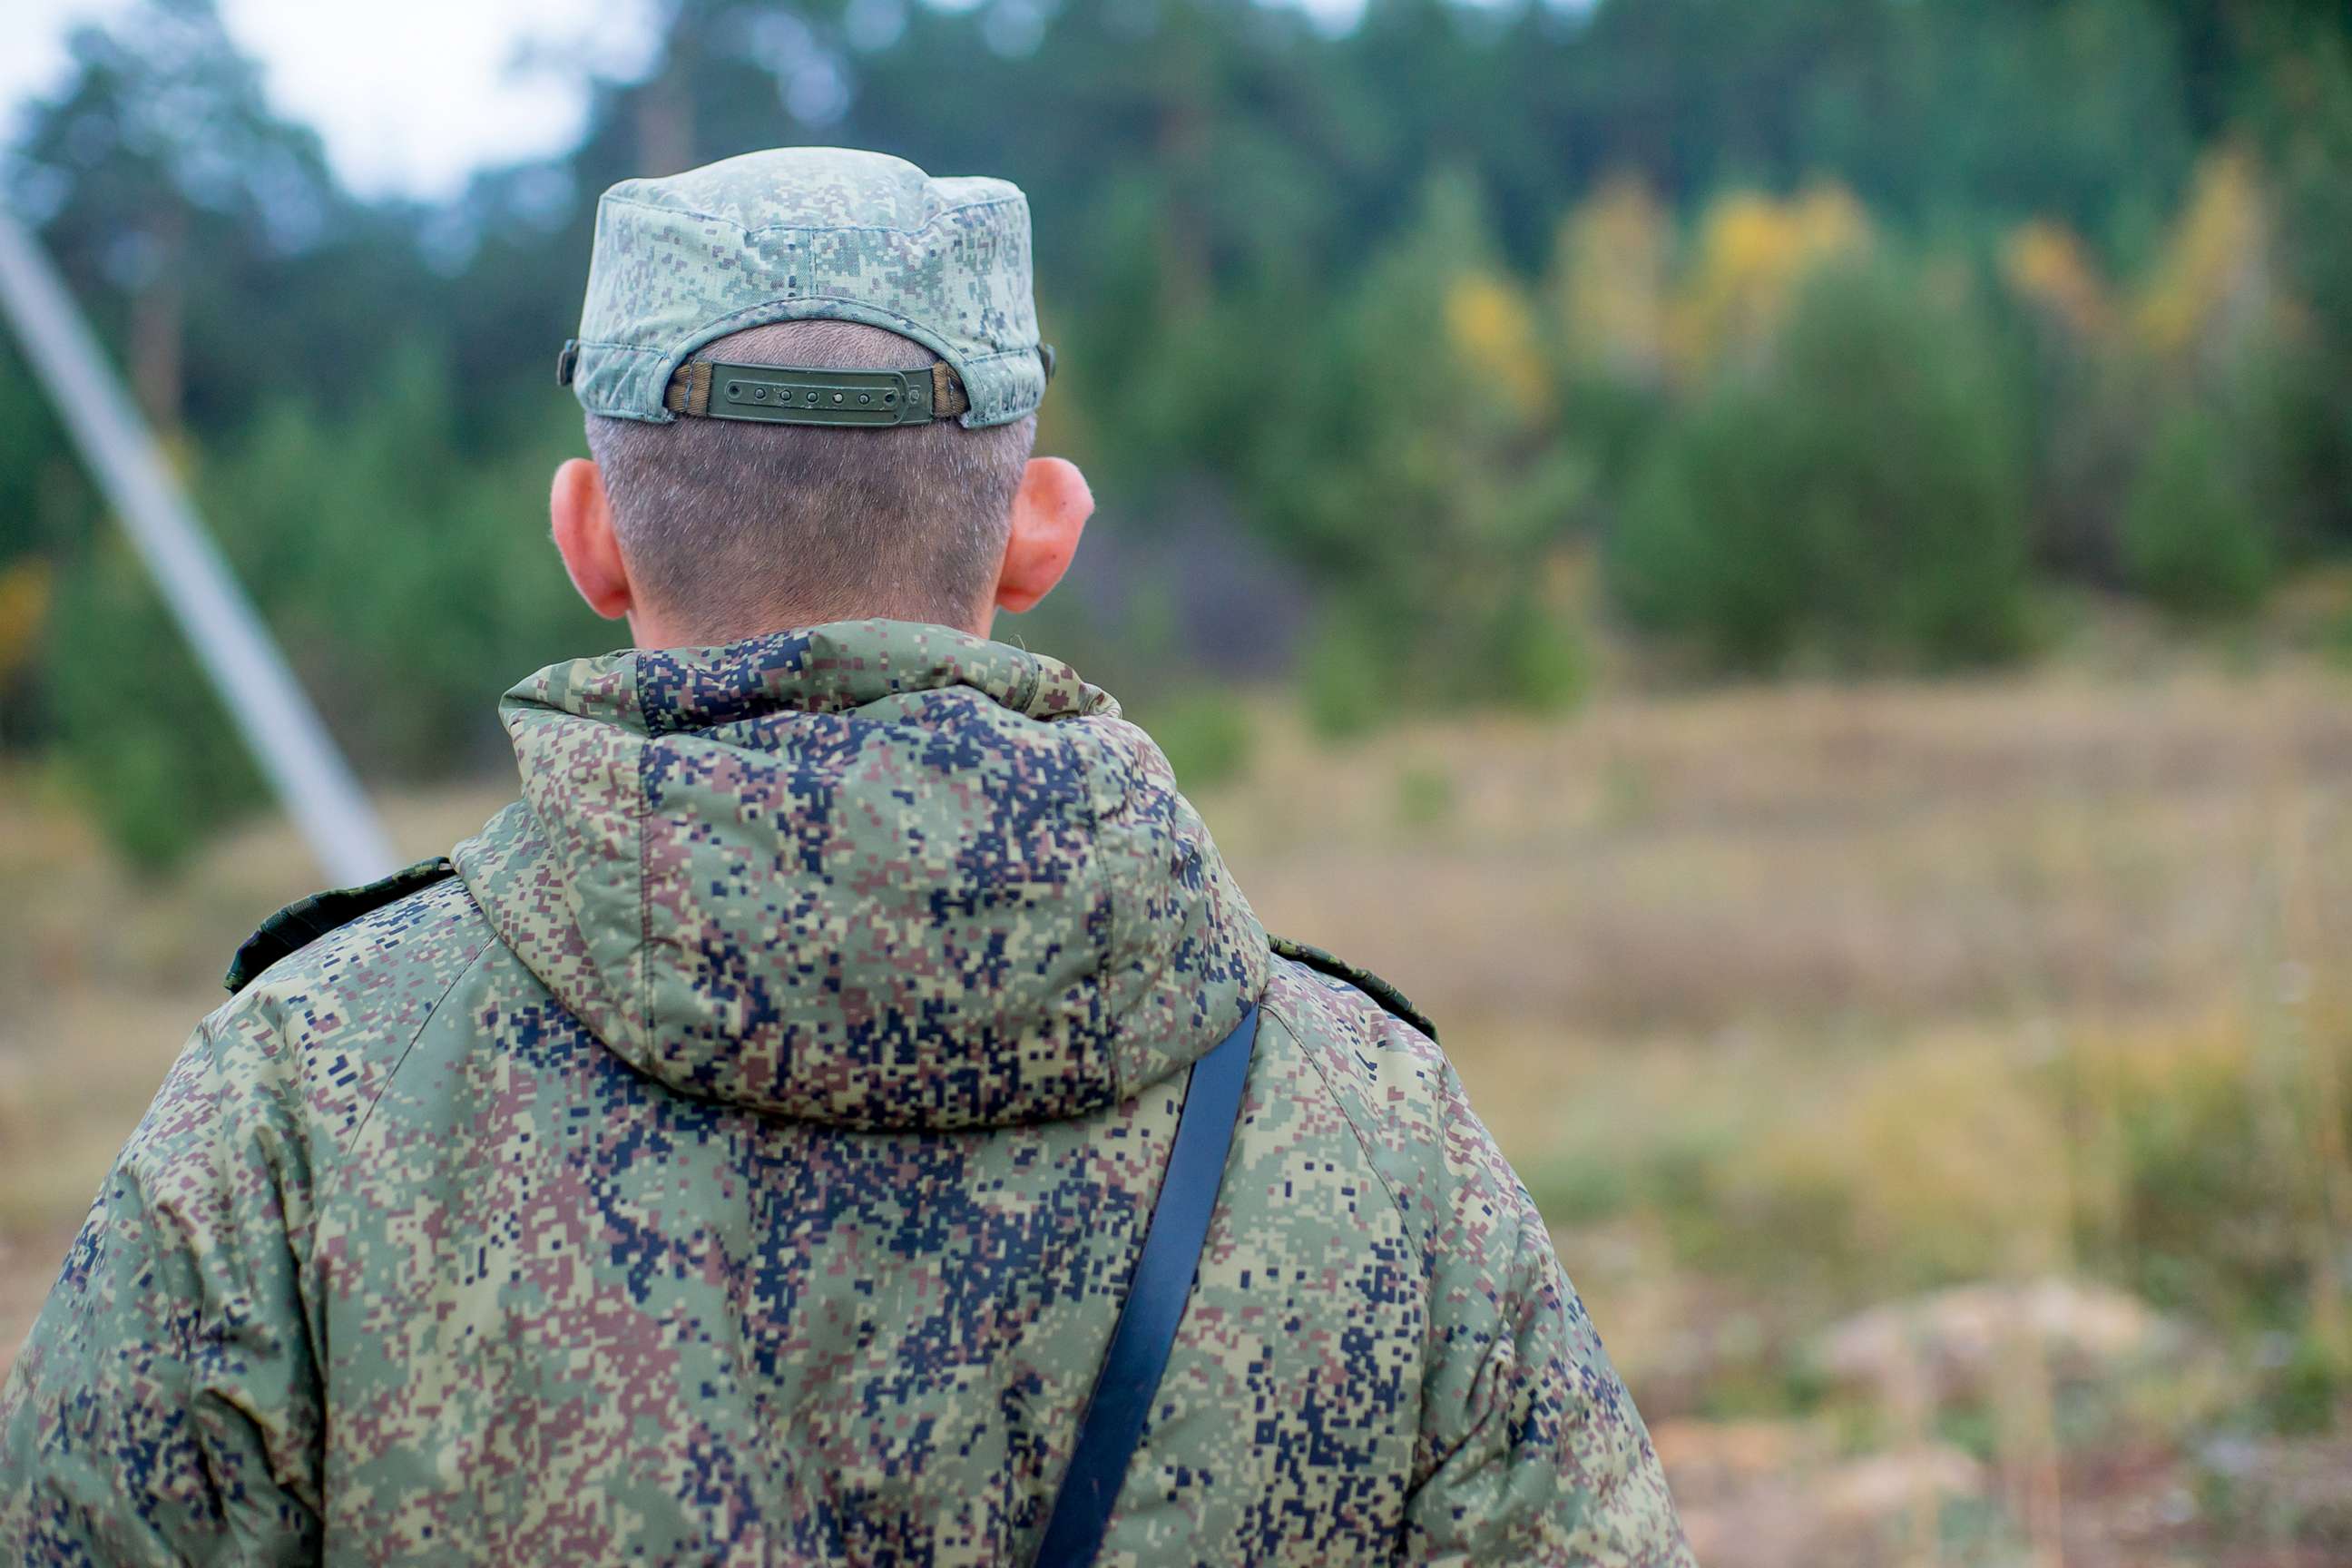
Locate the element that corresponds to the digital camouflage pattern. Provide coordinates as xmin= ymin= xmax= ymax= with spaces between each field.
xmin=571 ymin=148 xmax=1046 ymax=430
xmin=0 ymin=620 xmax=1690 ymax=1565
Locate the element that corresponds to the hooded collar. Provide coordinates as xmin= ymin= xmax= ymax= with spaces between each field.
xmin=455 ymin=620 xmax=1266 ymax=1132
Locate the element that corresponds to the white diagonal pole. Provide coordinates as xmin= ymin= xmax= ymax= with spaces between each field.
xmin=0 ymin=208 xmax=396 ymax=885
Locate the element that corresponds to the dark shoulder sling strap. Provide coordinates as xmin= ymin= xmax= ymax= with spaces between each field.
xmin=1031 ymin=1004 xmax=1260 ymax=1568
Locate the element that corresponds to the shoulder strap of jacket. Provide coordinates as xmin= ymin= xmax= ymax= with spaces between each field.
xmin=223 ymin=857 xmax=459 ymax=995
xmin=1267 ymin=933 xmax=1438 ymax=1041
xmin=1031 ymin=1004 xmax=1259 ymax=1568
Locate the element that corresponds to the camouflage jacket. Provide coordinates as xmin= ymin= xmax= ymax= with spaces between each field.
xmin=1 ymin=621 xmax=1689 ymax=1566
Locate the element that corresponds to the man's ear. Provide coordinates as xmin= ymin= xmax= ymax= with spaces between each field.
xmin=550 ymin=457 xmax=633 ymax=621
xmin=993 ymin=457 xmax=1093 ymax=616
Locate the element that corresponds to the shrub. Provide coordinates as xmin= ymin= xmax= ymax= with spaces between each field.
xmin=1254 ymin=174 xmax=1595 ymax=730
xmin=43 ymin=350 xmax=606 ymax=867
xmin=1393 ymin=763 xmax=1455 ymax=830
xmin=1611 ymin=258 xmax=2033 ymax=672
xmin=1301 ymin=612 xmax=1386 ymax=741
xmin=45 ymin=544 xmax=264 ymax=868
xmin=1488 ymin=583 xmax=1590 ymax=713
xmin=1138 ymin=690 xmax=1255 ymax=794
xmin=2121 ymin=404 xmax=2274 ymax=619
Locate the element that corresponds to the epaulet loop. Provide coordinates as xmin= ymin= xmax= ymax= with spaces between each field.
xmin=223 ymin=857 xmax=458 ymax=994
xmin=1267 ymin=934 xmax=1438 ymax=1041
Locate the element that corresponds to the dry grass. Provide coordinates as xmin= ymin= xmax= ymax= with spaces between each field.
xmin=1202 ymin=663 xmax=2352 ymax=1563
xmin=5 ymin=661 xmax=2352 ymax=1563
xmin=0 ymin=782 xmax=510 ymax=1348
xmin=1211 ymin=669 xmax=2352 ymax=1034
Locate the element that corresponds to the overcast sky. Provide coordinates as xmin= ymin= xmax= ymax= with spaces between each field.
xmin=1 ymin=0 xmax=1381 ymax=202
xmin=5 ymin=0 xmax=668 ymax=201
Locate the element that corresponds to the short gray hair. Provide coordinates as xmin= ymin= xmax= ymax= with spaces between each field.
xmin=584 ymin=319 xmax=1036 ymax=642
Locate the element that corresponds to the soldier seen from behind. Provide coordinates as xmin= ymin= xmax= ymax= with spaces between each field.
xmin=0 ymin=148 xmax=1691 ymax=1566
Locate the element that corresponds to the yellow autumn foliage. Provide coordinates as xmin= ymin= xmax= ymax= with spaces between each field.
xmin=1443 ymin=268 xmax=1551 ymax=419
xmin=1666 ymin=183 xmax=1871 ymax=380
xmin=2135 ymin=144 xmax=2272 ymax=362
xmin=0 ymin=557 xmax=53 ymax=691
xmin=2000 ymin=220 xmax=2117 ymax=342
xmin=1552 ymin=174 xmax=1671 ymax=383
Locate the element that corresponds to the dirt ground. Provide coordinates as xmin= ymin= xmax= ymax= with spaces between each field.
xmin=5 ymin=663 xmax=2351 ymax=1563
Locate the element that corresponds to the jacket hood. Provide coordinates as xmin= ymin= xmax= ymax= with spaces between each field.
xmin=455 ymin=621 xmax=1266 ymax=1132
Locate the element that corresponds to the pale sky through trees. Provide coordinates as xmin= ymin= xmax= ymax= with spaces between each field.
xmin=1 ymin=0 xmax=1389 ymax=202
xmin=2 ymin=0 xmax=664 ymax=200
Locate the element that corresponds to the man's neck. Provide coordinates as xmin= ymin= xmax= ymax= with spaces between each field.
xmin=628 ymin=605 xmax=993 ymax=650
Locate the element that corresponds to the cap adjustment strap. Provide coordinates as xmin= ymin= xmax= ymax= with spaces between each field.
xmin=571 ymin=341 xmax=1051 ymax=424
xmin=657 ymin=359 xmax=970 ymax=426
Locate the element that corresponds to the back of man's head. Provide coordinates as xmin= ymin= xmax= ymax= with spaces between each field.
xmin=554 ymin=148 xmax=1078 ymax=647
xmin=584 ymin=319 xmax=1037 ymax=645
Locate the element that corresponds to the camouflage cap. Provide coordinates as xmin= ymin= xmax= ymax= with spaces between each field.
xmin=559 ymin=147 xmax=1049 ymax=430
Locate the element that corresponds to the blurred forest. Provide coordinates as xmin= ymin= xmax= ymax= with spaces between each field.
xmin=4 ymin=0 xmax=2349 ymax=862
xmin=8 ymin=4 xmax=2352 ymax=1561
